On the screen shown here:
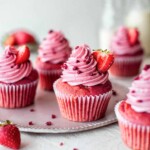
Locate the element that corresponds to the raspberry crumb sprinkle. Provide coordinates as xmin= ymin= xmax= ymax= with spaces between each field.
xmin=30 ymin=109 xmax=35 ymax=112
xmin=112 ymin=90 xmax=117 ymax=96
xmin=131 ymin=90 xmax=135 ymax=93
xmin=46 ymin=121 xmax=52 ymax=126
xmin=28 ymin=121 xmax=34 ymax=125
xmin=143 ymin=64 xmax=150 ymax=71
xmin=51 ymin=114 xmax=56 ymax=119
xmin=75 ymin=46 xmax=79 ymax=49
xmin=62 ymin=63 xmax=68 ymax=69
xmin=137 ymin=100 xmax=143 ymax=103
xmin=134 ymin=76 xmax=140 ymax=80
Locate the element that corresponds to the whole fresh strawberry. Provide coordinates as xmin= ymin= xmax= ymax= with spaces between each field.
xmin=92 ymin=49 xmax=114 ymax=73
xmin=13 ymin=30 xmax=35 ymax=45
xmin=3 ymin=30 xmax=36 ymax=46
xmin=0 ymin=120 xmax=21 ymax=149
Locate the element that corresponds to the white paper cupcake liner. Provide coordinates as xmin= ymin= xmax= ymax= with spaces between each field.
xmin=115 ymin=101 xmax=150 ymax=150
xmin=53 ymin=81 xmax=112 ymax=122
xmin=114 ymin=55 xmax=143 ymax=63
xmin=110 ymin=55 xmax=143 ymax=76
xmin=0 ymin=80 xmax=38 ymax=108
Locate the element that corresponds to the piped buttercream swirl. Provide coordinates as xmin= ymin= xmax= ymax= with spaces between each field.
xmin=0 ymin=46 xmax=32 ymax=83
xmin=38 ymin=30 xmax=71 ymax=64
xmin=61 ymin=44 xmax=109 ymax=86
xmin=126 ymin=65 xmax=150 ymax=113
xmin=110 ymin=26 xmax=142 ymax=55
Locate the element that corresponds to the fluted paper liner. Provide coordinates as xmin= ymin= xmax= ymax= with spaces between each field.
xmin=115 ymin=101 xmax=150 ymax=150
xmin=110 ymin=55 xmax=143 ymax=76
xmin=37 ymin=68 xmax=62 ymax=91
xmin=0 ymin=80 xmax=38 ymax=108
xmin=53 ymin=81 xmax=112 ymax=122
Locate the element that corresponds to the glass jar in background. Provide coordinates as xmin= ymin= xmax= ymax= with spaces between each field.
xmin=125 ymin=0 xmax=150 ymax=56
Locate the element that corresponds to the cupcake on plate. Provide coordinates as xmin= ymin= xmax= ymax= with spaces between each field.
xmin=2 ymin=30 xmax=38 ymax=52
xmin=36 ymin=30 xmax=71 ymax=91
xmin=0 ymin=45 xmax=38 ymax=108
xmin=53 ymin=44 xmax=114 ymax=122
xmin=110 ymin=26 xmax=144 ymax=77
xmin=115 ymin=65 xmax=150 ymax=150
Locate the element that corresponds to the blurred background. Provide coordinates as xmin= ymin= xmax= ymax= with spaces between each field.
xmin=0 ymin=0 xmax=150 ymax=54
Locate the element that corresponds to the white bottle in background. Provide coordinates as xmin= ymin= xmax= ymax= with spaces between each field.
xmin=99 ymin=0 xmax=125 ymax=50
xmin=99 ymin=0 xmax=115 ymax=50
xmin=126 ymin=9 xmax=150 ymax=56
xmin=99 ymin=28 xmax=114 ymax=50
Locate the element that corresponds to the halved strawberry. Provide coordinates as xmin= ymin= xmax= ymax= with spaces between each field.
xmin=0 ymin=120 xmax=21 ymax=149
xmin=16 ymin=45 xmax=30 ymax=64
xmin=4 ymin=35 xmax=16 ymax=46
xmin=92 ymin=49 xmax=114 ymax=73
xmin=127 ymin=28 xmax=139 ymax=46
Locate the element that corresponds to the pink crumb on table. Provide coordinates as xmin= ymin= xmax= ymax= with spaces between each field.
xmin=29 ymin=121 xmax=34 ymax=125
xmin=46 ymin=121 xmax=52 ymax=126
xmin=51 ymin=114 xmax=56 ymax=119
xmin=30 ymin=109 xmax=35 ymax=112
xmin=112 ymin=90 xmax=117 ymax=96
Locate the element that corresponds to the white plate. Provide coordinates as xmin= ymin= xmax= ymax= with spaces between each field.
xmin=0 ymin=82 xmax=128 ymax=133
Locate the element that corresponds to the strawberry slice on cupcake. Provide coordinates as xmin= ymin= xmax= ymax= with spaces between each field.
xmin=92 ymin=49 xmax=114 ymax=73
xmin=127 ymin=28 xmax=139 ymax=46
xmin=16 ymin=45 xmax=30 ymax=64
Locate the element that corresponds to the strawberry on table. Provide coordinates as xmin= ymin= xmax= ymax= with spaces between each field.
xmin=92 ymin=49 xmax=114 ymax=73
xmin=0 ymin=120 xmax=21 ymax=149
xmin=127 ymin=28 xmax=139 ymax=46
xmin=16 ymin=45 xmax=30 ymax=64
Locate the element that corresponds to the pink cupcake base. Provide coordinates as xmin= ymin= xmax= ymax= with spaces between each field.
xmin=0 ymin=80 xmax=38 ymax=108
xmin=53 ymin=82 xmax=112 ymax=122
xmin=110 ymin=55 xmax=143 ymax=77
xmin=38 ymin=69 xmax=62 ymax=91
xmin=115 ymin=102 xmax=150 ymax=150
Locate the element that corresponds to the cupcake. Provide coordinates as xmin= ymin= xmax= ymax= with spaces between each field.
xmin=53 ymin=44 xmax=114 ymax=122
xmin=2 ymin=30 xmax=38 ymax=52
xmin=115 ymin=65 xmax=150 ymax=150
xmin=36 ymin=30 xmax=71 ymax=91
xmin=110 ymin=26 xmax=144 ymax=77
xmin=0 ymin=45 xmax=38 ymax=108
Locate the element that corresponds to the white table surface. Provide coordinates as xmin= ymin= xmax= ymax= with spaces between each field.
xmin=0 ymin=53 xmax=149 ymax=150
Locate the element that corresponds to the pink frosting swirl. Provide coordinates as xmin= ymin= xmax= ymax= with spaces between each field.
xmin=61 ymin=44 xmax=109 ymax=86
xmin=0 ymin=46 xmax=32 ymax=83
xmin=110 ymin=26 xmax=142 ymax=55
xmin=38 ymin=30 xmax=71 ymax=64
xmin=126 ymin=65 xmax=150 ymax=113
